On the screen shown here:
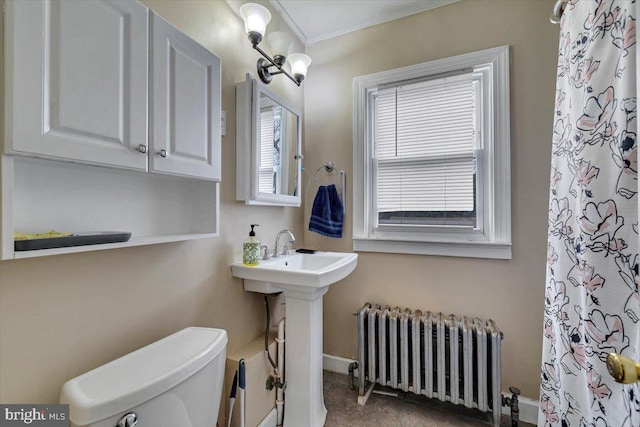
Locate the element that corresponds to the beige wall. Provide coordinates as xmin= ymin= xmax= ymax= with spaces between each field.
xmin=0 ymin=0 xmax=304 ymax=405
xmin=1 ymin=0 xmax=558 ymax=411
xmin=304 ymin=0 xmax=558 ymax=399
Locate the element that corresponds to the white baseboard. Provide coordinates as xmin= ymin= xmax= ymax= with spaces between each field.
xmin=256 ymin=408 xmax=277 ymax=427
xmin=502 ymin=396 xmax=538 ymax=425
xmin=322 ymin=353 xmax=538 ymax=425
xmin=323 ymin=353 xmax=358 ymax=375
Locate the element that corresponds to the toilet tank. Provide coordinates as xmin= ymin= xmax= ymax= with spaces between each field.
xmin=60 ymin=327 xmax=227 ymax=427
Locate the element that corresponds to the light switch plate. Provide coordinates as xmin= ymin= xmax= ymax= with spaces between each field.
xmin=221 ymin=110 xmax=227 ymax=136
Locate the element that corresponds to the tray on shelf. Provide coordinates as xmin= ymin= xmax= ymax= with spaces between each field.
xmin=14 ymin=231 xmax=132 ymax=251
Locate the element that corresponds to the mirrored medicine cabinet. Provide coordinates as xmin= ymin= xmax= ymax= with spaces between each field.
xmin=236 ymin=74 xmax=302 ymax=206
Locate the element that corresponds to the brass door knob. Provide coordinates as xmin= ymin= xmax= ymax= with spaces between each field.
xmin=606 ymin=353 xmax=640 ymax=384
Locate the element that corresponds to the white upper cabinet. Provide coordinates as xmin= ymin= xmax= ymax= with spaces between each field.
xmin=5 ymin=0 xmax=222 ymax=181
xmin=6 ymin=0 xmax=149 ymax=170
xmin=150 ymin=14 xmax=222 ymax=181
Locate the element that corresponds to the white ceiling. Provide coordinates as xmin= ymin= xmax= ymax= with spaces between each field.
xmin=268 ymin=0 xmax=461 ymax=44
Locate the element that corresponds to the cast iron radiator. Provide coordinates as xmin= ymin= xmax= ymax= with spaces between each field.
xmin=356 ymin=303 xmax=503 ymax=427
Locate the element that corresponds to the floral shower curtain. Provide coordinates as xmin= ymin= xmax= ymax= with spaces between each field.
xmin=539 ymin=1 xmax=639 ymax=425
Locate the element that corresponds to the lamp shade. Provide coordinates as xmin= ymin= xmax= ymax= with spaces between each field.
xmin=239 ymin=3 xmax=271 ymax=38
xmin=267 ymin=32 xmax=293 ymax=58
xmin=287 ymin=53 xmax=312 ymax=79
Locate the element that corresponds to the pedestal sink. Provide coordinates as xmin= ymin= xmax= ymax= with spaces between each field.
xmin=231 ymin=252 xmax=358 ymax=427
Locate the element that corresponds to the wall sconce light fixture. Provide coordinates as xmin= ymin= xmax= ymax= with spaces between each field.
xmin=239 ymin=3 xmax=312 ymax=86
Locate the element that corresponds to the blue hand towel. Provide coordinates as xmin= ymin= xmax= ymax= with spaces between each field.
xmin=309 ymin=184 xmax=343 ymax=238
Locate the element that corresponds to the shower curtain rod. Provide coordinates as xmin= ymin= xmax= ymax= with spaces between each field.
xmin=550 ymin=0 xmax=568 ymax=24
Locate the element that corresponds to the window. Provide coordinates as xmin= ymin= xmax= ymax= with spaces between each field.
xmin=259 ymin=105 xmax=278 ymax=193
xmin=353 ymin=46 xmax=511 ymax=259
xmin=259 ymin=102 xmax=291 ymax=195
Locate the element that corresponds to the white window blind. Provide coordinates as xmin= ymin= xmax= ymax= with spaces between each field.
xmin=259 ymin=108 xmax=275 ymax=193
xmin=375 ymin=72 xmax=477 ymax=215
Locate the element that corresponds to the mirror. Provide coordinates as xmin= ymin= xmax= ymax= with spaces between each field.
xmin=236 ymin=74 xmax=302 ymax=206
xmin=258 ymin=93 xmax=299 ymax=197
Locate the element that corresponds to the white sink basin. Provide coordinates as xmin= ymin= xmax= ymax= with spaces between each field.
xmin=231 ymin=251 xmax=358 ymax=294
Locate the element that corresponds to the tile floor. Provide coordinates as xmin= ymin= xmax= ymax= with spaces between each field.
xmin=323 ymin=371 xmax=535 ymax=427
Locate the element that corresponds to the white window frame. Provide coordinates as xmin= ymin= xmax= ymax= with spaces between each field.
xmin=352 ymin=46 xmax=511 ymax=259
xmin=259 ymin=105 xmax=276 ymax=194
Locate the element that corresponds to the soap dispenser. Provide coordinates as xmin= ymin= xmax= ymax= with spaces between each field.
xmin=243 ymin=224 xmax=260 ymax=266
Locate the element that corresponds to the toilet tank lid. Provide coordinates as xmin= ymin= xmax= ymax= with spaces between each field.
xmin=60 ymin=327 xmax=227 ymax=425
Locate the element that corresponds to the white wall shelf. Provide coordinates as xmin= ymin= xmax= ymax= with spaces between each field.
xmin=2 ymin=157 xmax=219 ymax=260
xmin=11 ymin=234 xmax=217 ymax=260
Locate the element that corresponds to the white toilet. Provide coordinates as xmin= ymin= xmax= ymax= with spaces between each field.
xmin=60 ymin=327 xmax=227 ymax=427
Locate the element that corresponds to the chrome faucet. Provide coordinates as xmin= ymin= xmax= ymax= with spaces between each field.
xmin=273 ymin=230 xmax=295 ymax=258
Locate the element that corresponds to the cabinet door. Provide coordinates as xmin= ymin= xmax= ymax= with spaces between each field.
xmin=6 ymin=0 xmax=148 ymax=170
xmin=150 ymin=14 xmax=222 ymax=181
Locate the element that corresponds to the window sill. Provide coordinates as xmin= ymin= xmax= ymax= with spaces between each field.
xmin=352 ymin=238 xmax=512 ymax=259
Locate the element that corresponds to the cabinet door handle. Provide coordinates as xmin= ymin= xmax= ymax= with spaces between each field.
xmin=159 ymin=149 xmax=168 ymax=158
xmin=137 ymin=144 xmax=147 ymax=154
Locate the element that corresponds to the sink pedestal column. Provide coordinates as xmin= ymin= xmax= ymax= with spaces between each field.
xmin=280 ymin=285 xmax=329 ymax=427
